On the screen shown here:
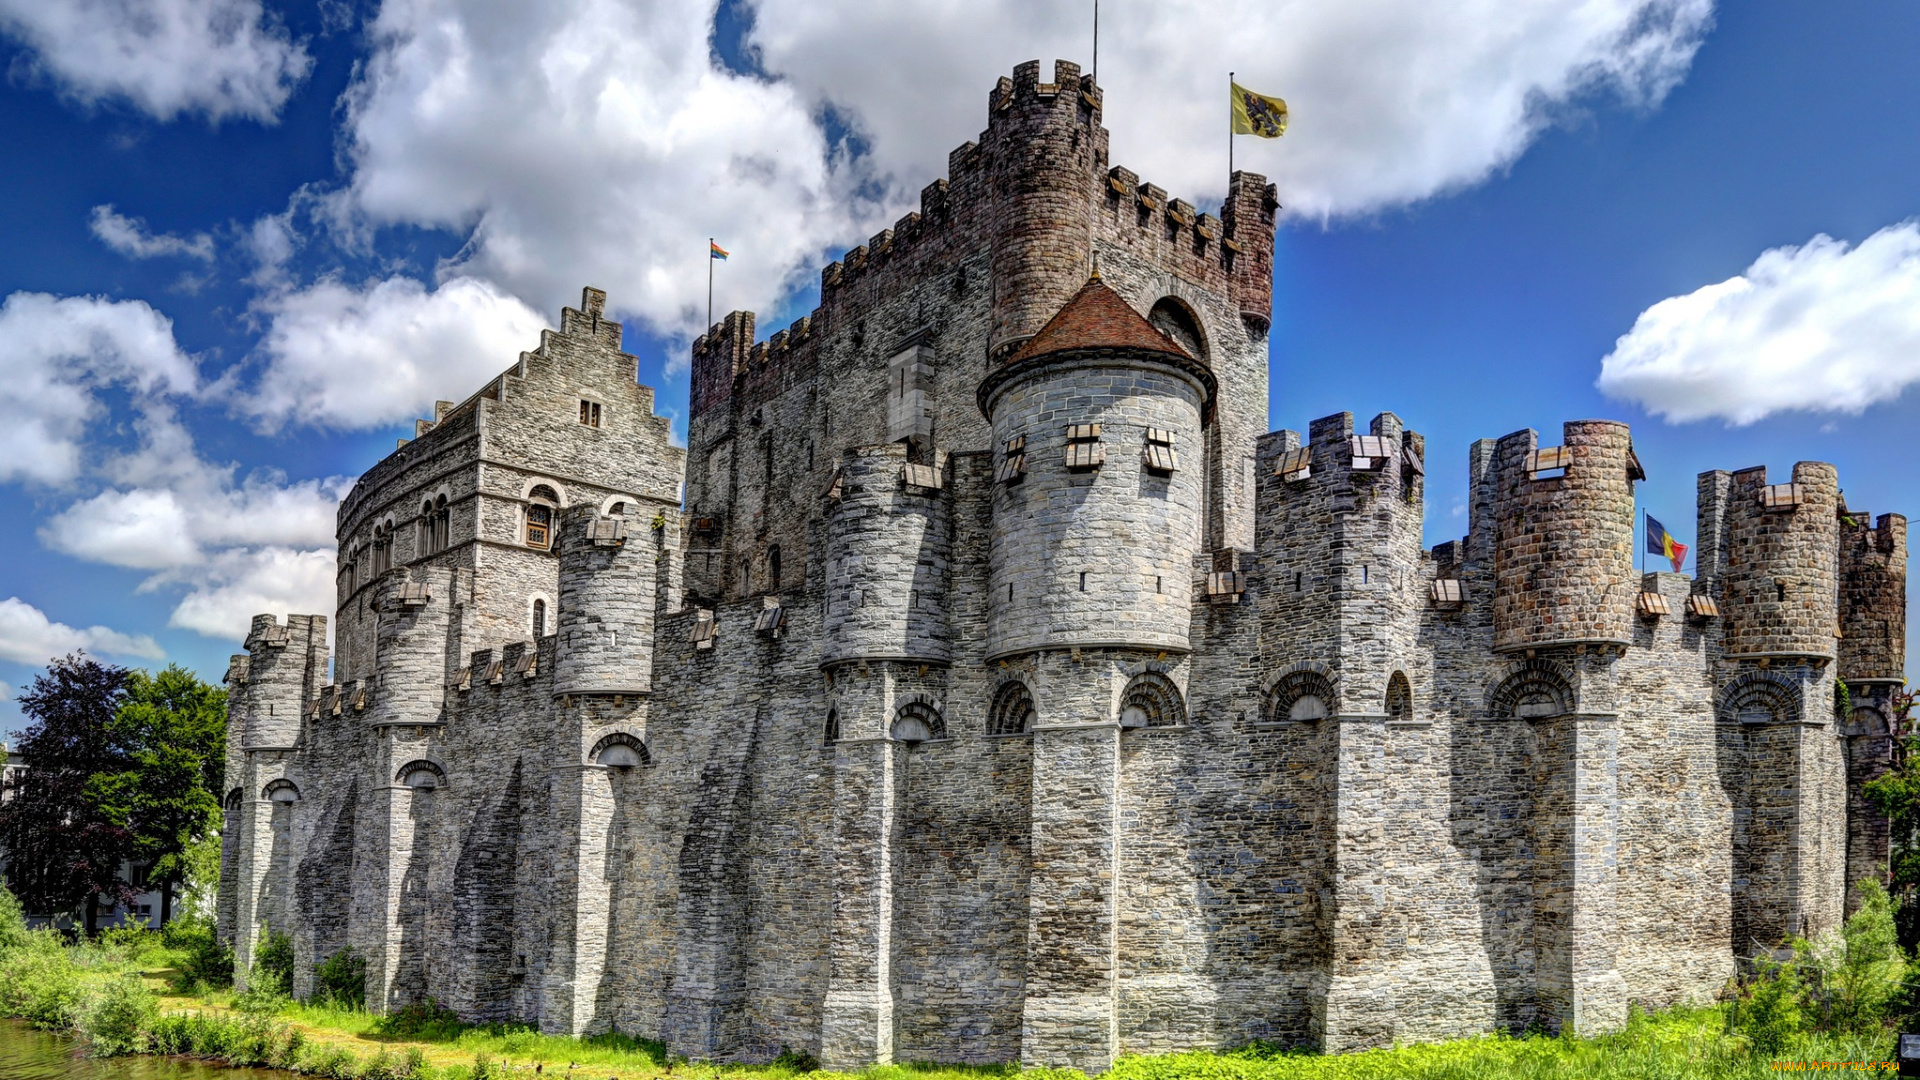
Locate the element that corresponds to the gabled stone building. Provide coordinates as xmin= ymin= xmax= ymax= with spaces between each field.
xmin=218 ymin=58 xmax=1907 ymax=1070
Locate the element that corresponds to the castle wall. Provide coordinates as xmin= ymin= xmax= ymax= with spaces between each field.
xmin=215 ymin=58 xmax=1902 ymax=1076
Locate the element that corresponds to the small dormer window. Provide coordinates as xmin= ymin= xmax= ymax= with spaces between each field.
xmin=1527 ymin=446 xmax=1570 ymax=480
xmin=995 ymin=435 xmax=1028 ymax=484
xmin=1143 ymin=428 xmax=1178 ymax=475
xmin=1065 ymin=423 xmax=1104 ymax=471
xmin=580 ymin=400 xmax=602 ymax=427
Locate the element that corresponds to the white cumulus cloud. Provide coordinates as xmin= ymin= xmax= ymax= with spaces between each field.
xmin=326 ymin=0 xmax=869 ymax=343
xmin=242 ymin=274 xmax=549 ymax=431
xmin=306 ymin=0 xmax=1713 ymax=365
xmin=90 ymin=205 xmax=216 ymax=262
xmin=0 ymin=597 xmax=164 ymax=666
xmin=1598 ymin=222 xmax=1920 ymax=425
xmin=0 ymin=0 xmax=312 ymax=123
xmin=164 ymin=547 xmax=338 ymax=641
xmin=0 ymin=292 xmax=198 ymax=486
xmin=36 ymin=405 xmax=349 ymax=641
xmin=747 ymin=0 xmax=1714 ymax=220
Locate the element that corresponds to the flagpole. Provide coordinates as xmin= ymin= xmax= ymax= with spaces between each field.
xmin=1092 ymin=0 xmax=1098 ymax=83
xmin=1228 ymin=71 xmax=1235 ymax=184
xmin=707 ymin=237 xmax=714 ymax=335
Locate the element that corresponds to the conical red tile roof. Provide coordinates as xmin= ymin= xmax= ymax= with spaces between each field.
xmin=1007 ymin=275 xmax=1194 ymax=364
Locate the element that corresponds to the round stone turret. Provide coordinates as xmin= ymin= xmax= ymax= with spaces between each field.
xmin=1491 ymin=421 xmax=1638 ymax=653
xmin=1840 ymin=512 xmax=1908 ymax=683
xmin=987 ymin=59 xmax=1101 ymax=361
xmin=1719 ymin=462 xmax=1841 ymax=660
xmin=240 ymin=614 xmax=327 ymax=750
xmin=553 ymin=505 xmax=658 ymax=696
xmin=980 ymin=276 xmax=1213 ymax=660
xmin=821 ymin=443 xmax=952 ymax=666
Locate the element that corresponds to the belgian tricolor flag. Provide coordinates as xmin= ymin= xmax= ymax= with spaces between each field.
xmin=1646 ymin=514 xmax=1688 ymax=573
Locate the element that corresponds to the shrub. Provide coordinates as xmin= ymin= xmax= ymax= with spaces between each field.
xmin=315 ymin=945 xmax=368 ymax=1008
xmin=0 ymin=887 xmax=30 ymax=953
xmin=235 ymin=964 xmax=290 ymax=1015
xmin=0 ymin=945 xmax=89 ymax=1029
xmin=163 ymin=912 xmax=234 ymax=990
xmin=1733 ymin=956 xmax=1808 ymax=1057
xmin=253 ymin=925 xmax=294 ymax=989
xmin=377 ymin=995 xmax=464 ymax=1040
xmin=1798 ymin=878 xmax=1909 ymax=1033
xmin=78 ymin=973 xmax=157 ymax=1056
xmin=771 ymin=1045 xmax=821 ymax=1072
xmin=471 ymin=1051 xmax=499 ymax=1080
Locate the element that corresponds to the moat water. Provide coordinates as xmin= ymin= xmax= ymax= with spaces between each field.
xmin=0 ymin=1020 xmax=294 ymax=1079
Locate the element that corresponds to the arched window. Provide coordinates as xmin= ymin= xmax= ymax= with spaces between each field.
xmin=890 ymin=700 xmax=946 ymax=743
xmin=526 ymin=486 xmax=559 ymax=549
xmin=1489 ymin=662 xmax=1574 ymax=720
xmin=262 ymin=778 xmax=300 ymax=804
xmin=1386 ymin=672 xmax=1412 ymax=723
xmin=768 ymin=545 xmax=782 ymax=590
xmin=395 ymin=760 xmax=446 ymax=790
xmin=1119 ymin=672 xmax=1186 ymax=728
xmin=434 ymin=495 xmax=450 ymax=552
xmin=740 ymin=558 xmax=752 ymax=596
xmin=988 ymin=682 xmax=1036 ymax=735
xmin=419 ymin=500 xmax=435 ymax=554
xmin=343 ymin=555 xmax=356 ymax=596
xmin=1266 ymin=669 xmax=1335 ymax=723
xmin=1148 ymin=297 xmax=1208 ymax=362
xmin=591 ymin=732 xmax=650 ymax=769
xmin=1719 ymin=673 xmax=1799 ymax=727
xmin=372 ymin=525 xmax=391 ymax=575
xmin=823 ymin=709 xmax=840 ymax=744
xmin=531 ymin=599 xmax=548 ymax=638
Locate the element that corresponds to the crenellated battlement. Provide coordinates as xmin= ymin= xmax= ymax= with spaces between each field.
xmin=1489 ymin=420 xmax=1639 ymax=652
xmin=688 ymin=59 xmax=1277 ymax=420
xmin=1260 ymin=411 xmax=1426 ymax=511
xmin=1704 ymin=461 xmax=1841 ymax=661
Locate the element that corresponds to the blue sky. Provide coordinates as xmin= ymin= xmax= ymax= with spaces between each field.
xmin=1 ymin=0 xmax=1916 ymax=738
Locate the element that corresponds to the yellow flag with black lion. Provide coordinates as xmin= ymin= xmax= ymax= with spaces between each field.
xmin=1231 ymin=81 xmax=1288 ymax=138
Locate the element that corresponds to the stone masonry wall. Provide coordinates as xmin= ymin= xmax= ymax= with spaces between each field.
xmin=214 ymin=58 xmax=1901 ymax=1076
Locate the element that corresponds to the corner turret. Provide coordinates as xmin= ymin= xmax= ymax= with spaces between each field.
xmin=987 ymin=60 xmax=1104 ymax=361
xmin=1490 ymin=421 xmax=1638 ymax=653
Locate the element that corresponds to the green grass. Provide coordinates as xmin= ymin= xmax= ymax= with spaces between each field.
xmin=0 ymin=916 xmax=1906 ymax=1079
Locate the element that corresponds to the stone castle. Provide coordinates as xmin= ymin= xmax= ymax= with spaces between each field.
xmin=216 ymin=59 xmax=1910 ymax=1069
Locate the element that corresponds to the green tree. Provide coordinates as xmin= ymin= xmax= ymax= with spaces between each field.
xmin=89 ymin=665 xmax=227 ymax=924
xmin=0 ymin=654 xmax=134 ymax=934
xmin=1863 ymin=687 xmax=1920 ymax=947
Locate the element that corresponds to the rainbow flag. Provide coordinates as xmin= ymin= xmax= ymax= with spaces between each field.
xmin=709 ymin=240 xmax=729 ymax=261
xmin=1646 ymin=514 xmax=1688 ymax=573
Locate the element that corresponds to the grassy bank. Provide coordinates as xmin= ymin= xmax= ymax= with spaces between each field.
xmin=0 ymin=890 xmax=1910 ymax=1079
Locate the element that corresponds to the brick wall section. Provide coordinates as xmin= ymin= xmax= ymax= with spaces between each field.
xmin=213 ymin=58 xmax=1907 ymax=1074
xmin=1715 ymin=463 xmax=1841 ymax=659
xmin=1490 ymin=422 xmax=1636 ymax=652
xmin=1840 ymin=513 xmax=1907 ymax=682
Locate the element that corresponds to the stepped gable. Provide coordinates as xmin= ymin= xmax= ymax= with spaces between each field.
xmin=1005 ymin=274 xmax=1193 ymax=363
